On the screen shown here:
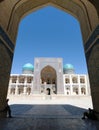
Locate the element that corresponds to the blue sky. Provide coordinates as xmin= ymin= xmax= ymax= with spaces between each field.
xmin=11 ymin=6 xmax=88 ymax=74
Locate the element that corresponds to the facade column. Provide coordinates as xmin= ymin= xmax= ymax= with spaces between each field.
xmin=24 ymin=86 xmax=27 ymax=95
xmin=15 ymin=77 xmax=19 ymax=95
xmin=44 ymin=82 xmax=47 ymax=94
xmin=85 ymin=75 xmax=88 ymax=95
xmin=69 ymin=75 xmax=73 ymax=95
xmin=57 ymin=67 xmax=64 ymax=94
xmin=7 ymin=78 xmax=12 ymax=95
xmin=33 ymin=70 xmax=41 ymax=94
xmin=86 ymin=75 xmax=91 ymax=95
xmin=7 ymin=87 xmax=11 ymax=95
xmin=31 ymin=78 xmax=34 ymax=94
xmin=15 ymin=85 xmax=19 ymax=95
xmin=24 ymin=77 xmax=27 ymax=95
xmin=63 ymin=75 xmax=66 ymax=95
xmin=78 ymin=75 xmax=81 ymax=95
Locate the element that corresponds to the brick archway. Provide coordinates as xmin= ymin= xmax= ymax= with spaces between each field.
xmin=0 ymin=0 xmax=99 ymax=118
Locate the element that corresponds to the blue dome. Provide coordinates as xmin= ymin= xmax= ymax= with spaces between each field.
xmin=63 ymin=64 xmax=74 ymax=70
xmin=22 ymin=63 xmax=34 ymax=71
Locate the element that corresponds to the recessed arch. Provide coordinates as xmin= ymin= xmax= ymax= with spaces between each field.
xmin=41 ymin=65 xmax=56 ymax=84
xmin=41 ymin=65 xmax=57 ymax=94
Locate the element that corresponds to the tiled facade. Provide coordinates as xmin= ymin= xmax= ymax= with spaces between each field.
xmin=8 ymin=73 xmax=90 ymax=96
xmin=8 ymin=58 xmax=90 ymax=96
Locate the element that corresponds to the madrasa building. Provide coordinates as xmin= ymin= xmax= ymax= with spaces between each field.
xmin=8 ymin=58 xmax=91 ymax=97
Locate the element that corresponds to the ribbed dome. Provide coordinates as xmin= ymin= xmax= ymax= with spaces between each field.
xmin=22 ymin=63 xmax=34 ymax=71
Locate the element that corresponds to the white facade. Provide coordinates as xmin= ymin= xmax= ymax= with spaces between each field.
xmin=8 ymin=58 xmax=91 ymax=96
xmin=63 ymin=74 xmax=90 ymax=95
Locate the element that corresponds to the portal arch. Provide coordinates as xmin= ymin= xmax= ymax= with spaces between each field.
xmin=41 ymin=65 xmax=57 ymax=94
xmin=41 ymin=65 xmax=56 ymax=84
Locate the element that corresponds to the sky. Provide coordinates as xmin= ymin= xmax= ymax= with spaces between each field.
xmin=11 ymin=6 xmax=88 ymax=74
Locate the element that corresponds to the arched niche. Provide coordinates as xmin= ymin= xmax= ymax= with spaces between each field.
xmin=41 ymin=65 xmax=57 ymax=85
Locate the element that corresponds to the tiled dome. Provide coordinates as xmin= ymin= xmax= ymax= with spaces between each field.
xmin=22 ymin=63 xmax=34 ymax=71
xmin=63 ymin=64 xmax=74 ymax=70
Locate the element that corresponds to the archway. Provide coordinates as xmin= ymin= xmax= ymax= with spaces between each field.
xmin=46 ymin=88 xmax=51 ymax=95
xmin=41 ymin=65 xmax=57 ymax=94
xmin=0 ymin=0 xmax=98 ymax=42
xmin=0 ymin=0 xmax=99 ymax=118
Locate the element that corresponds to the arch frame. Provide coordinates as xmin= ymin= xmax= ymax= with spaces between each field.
xmin=3 ymin=0 xmax=98 ymax=43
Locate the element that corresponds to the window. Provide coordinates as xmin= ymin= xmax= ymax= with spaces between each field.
xmin=80 ymin=78 xmax=85 ymax=83
xmin=12 ymin=77 xmax=17 ymax=83
xmin=65 ymin=78 xmax=70 ymax=83
xmin=27 ymin=77 xmax=32 ymax=83
xmin=72 ymin=77 xmax=78 ymax=83
xmin=19 ymin=77 xmax=25 ymax=83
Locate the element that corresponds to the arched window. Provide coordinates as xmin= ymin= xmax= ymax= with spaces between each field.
xmin=80 ymin=77 xmax=85 ymax=83
xmin=65 ymin=78 xmax=70 ymax=84
xmin=72 ymin=77 xmax=78 ymax=83
xmin=81 ymin=87 xmax=86 ymax=95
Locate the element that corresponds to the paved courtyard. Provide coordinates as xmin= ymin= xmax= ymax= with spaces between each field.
xmin=0 ymin=96 xmax=99 ymax=130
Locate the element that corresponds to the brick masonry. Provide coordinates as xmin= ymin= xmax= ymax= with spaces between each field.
xmin=0 ymin=26 xmax=14 ymax=117
xmin=85 ymin=25 xmax=99 ymax=118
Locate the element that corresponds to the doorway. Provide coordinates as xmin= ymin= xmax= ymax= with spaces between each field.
xmin=46 ymin=88 xmax=51 ymax=95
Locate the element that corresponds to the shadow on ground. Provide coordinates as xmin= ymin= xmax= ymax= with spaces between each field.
xmin=0 ymin=104 xmax=99 ymax=130
xmin=10 ymin=104 xmax=86 ymax=118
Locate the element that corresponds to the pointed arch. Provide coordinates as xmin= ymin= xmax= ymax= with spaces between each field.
xmin=1 ymin=0 xmax=97 ymax=43
xmin=41 ymin=65 xmax=56 ymax=84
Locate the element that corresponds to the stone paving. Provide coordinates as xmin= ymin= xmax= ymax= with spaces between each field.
xmin=0 ymin=96 xmax=99 ymax=130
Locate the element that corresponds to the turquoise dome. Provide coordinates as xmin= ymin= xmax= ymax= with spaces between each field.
xmin=63 ymin=64 xmax=75 ymax=74
xmin=63 ymin=64 xmax=74 ymax=70
xmin=22 ymin=63 xmax=34 ymax=71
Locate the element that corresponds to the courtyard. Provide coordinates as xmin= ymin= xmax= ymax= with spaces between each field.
xmin=0 ymin=96 xmax=99 ymax=130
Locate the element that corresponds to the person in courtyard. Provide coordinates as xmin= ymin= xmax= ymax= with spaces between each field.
xmin=82 ymin=108 xmax=97 ymax=120
xmin=5 ymin=99 xmax=12 ymax=118
xmin=0 ymin=99 xmax=12 ymax=118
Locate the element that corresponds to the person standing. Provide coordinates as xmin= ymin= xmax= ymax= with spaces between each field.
xmin=5 ymin=99 xmax=12 ymax=118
